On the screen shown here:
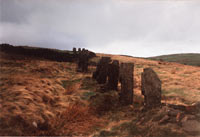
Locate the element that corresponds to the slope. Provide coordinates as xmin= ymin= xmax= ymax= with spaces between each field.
xmin=0 ymin=50 xmax=200 ymax=136
xmin=147 ymin=53 xmax=200 ymax=67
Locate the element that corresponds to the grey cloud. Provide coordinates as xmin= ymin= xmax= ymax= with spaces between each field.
xmin=0 ymin=0 xmax=35 ymax=24
xmin=0 ymin=0 xmax=200 ymax=57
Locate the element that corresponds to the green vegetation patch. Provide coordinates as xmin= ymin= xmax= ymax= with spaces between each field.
xmin=66 ymin=67 xmax=73 ymax=71
xmin=150 ymin=126 xmax=186 ymax=137
xmin=156 ymin=71 xmax=166 ymax=75
xmin=81 ymin=77 xmax=97 ymax=90
xmin=94 ymin=130 xmax=118 ymax=137
xmin=162 ymin=89 xmax=172 ymax=95
xmin=61 ymin=79 xmax=81 ymax=89
xmin=163 ymin=88 xmax=186 ymax=96
xmin=110 ymin=120 xmax=141 ymax=136
xmin=135 ymin=64 xmax=144 ymax=68
xmin=148 ymin=53 xmax=200 ymax=67
xmin=81 ymin=91 xmax=97 ymax=100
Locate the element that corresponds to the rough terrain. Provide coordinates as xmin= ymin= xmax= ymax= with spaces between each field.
xmin=0 ymin=51 xmax=200 ymax=136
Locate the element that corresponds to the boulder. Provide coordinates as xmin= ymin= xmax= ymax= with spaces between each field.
xmin=182 ymin=120 xmax=200 ymax=135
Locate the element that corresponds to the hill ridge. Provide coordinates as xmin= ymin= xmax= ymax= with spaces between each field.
xmin=147 ymin=53 xmax=200 ymax=67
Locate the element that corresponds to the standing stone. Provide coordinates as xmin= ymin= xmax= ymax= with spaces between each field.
xmin=82 ymin=50 xmax=89 ymax=72
xmin=77 ymin=50 xmax=82 ymax=71
xmin=73 ymin=47 xmax=77 ymax=61
xmin=77 ymin=50 xmax=89 ymax=72
xmin=119 ymin=63 xmax=134 ymax=105
xmin=93 ymin=57 xmax=111 ymax=84
xmin=107 ymin=60 xmax=119 ymax=90
xmin=141 ymin=68 xmax=162 ymax=109
xmin=78 ymin=48 xmax=81 ymax=53
xmin=73 ymin=47 xmax=77 ymax=54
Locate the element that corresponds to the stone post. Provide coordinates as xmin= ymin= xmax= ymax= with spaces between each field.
xmin=93 ymin=57 xmax=111 ymax=84
xmin=107 ymin=60 xmax=119 ymax=90
xmin=119 ymin=63 xmax=134 ymax=105
xmin=77 ymin=50 xmax=89 ymax=73
xmin=78 ymin=48 xmax=81 ymax=53
xmin=73 ymin=47 xmax=77 ymax=54
xmin=141 ymin=68 xmax=162 ymax=109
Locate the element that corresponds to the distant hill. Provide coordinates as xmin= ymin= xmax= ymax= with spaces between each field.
xmin=147 ymin=53 xmax=200 ymax=67
xmin=0 ymin=43 xmax=96 ymax=62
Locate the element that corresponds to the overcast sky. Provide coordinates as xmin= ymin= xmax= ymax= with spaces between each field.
xmin=0 ymin=0 xmax=200 ymax=57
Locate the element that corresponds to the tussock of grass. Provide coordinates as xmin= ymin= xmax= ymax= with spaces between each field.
xmin=81 ymin=76 xmax=97 ymax=90
xmin=0 ymin=102 xmax=104 ymax=136
xmin=49 ymin=103 xmax=104 ymax=136
xmin=133 ymin=95 xmax=144 ymax=107
xmin=163 ymin=88 xmax=186 ymax=96
xmin=61 ymin=79 xmax=81 ymax=95
xmin=1 ymin=50 xmax=200 ymax=136
xmin=81 ymin=91 xmax=97 ymax=100
xmin=102 ymin=120 xmax=141 ymax=136
xmin=147 ymin=125 xmax=186 ymax=137
xmin=135 ymin=64 xmax=144 ymax=68
xmin=61 ymin=79 xmax=81 ymax=89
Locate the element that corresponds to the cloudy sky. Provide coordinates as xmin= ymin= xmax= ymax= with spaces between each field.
xmin=0 ymin=0 xmax=200 ymax=57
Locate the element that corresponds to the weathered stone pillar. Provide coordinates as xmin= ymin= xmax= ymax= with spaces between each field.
xmin=77 ymin=50 xmax=89 ymax=73
xmin=81 ymin=50 xmax=89 ymax=72
xmin=119 ymin=63 xmax=134 ymax=105
xmin=107 ymin=60 xmax=119 ymax=90
xmin=78 ymin=48 xmax=81 ymax=53
xmin=77 ymin=50 xmax=82 ymax=71
xmin=141 ymin=68 xmax=162 ymax=109
xmin=73 ymin=47 xmax=78 ymax=61
xmin=73 ymin=47 xmax=77 ymax=54
xmin=93 ymin=57 xmax=111 ymax=84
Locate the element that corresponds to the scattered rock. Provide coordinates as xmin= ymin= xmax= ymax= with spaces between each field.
xmin=187 ymin=101 xmax=200 ymax=114
xmin=32 ymin=121 xmax=38 ymax=128
xmin=168 ymin=104 xmax=186 ymax=112
xmin=182 ymin=120 xmax=200 ymax=135
xmin=176 ymin=112 xmax=185 ymax=123
xmin=181 ymin=115 xmax=196 ymax=123
xmin=159 ymin=115 xmax=170 ymax=124
xmin=168 ymin=108 xmax=182 ymax=117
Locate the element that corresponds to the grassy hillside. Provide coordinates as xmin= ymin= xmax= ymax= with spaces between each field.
xmin=147 ymin=53 xmax=200 ymax=67
xmin=1 ymin=50 xmax=200 ymax=136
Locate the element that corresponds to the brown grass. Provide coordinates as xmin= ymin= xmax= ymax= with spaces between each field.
xmin=50 ymin=103 xmax=104 ymax=136
xmin=0 ymin=51 xmax=104 ymax=136
xmin=64 ymin=83 xmax=80 ymax=95
xmin=97 ymin=53 xmax=200 ymax=105
xmin=1 ymin=50 xmax=200 ymax=136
